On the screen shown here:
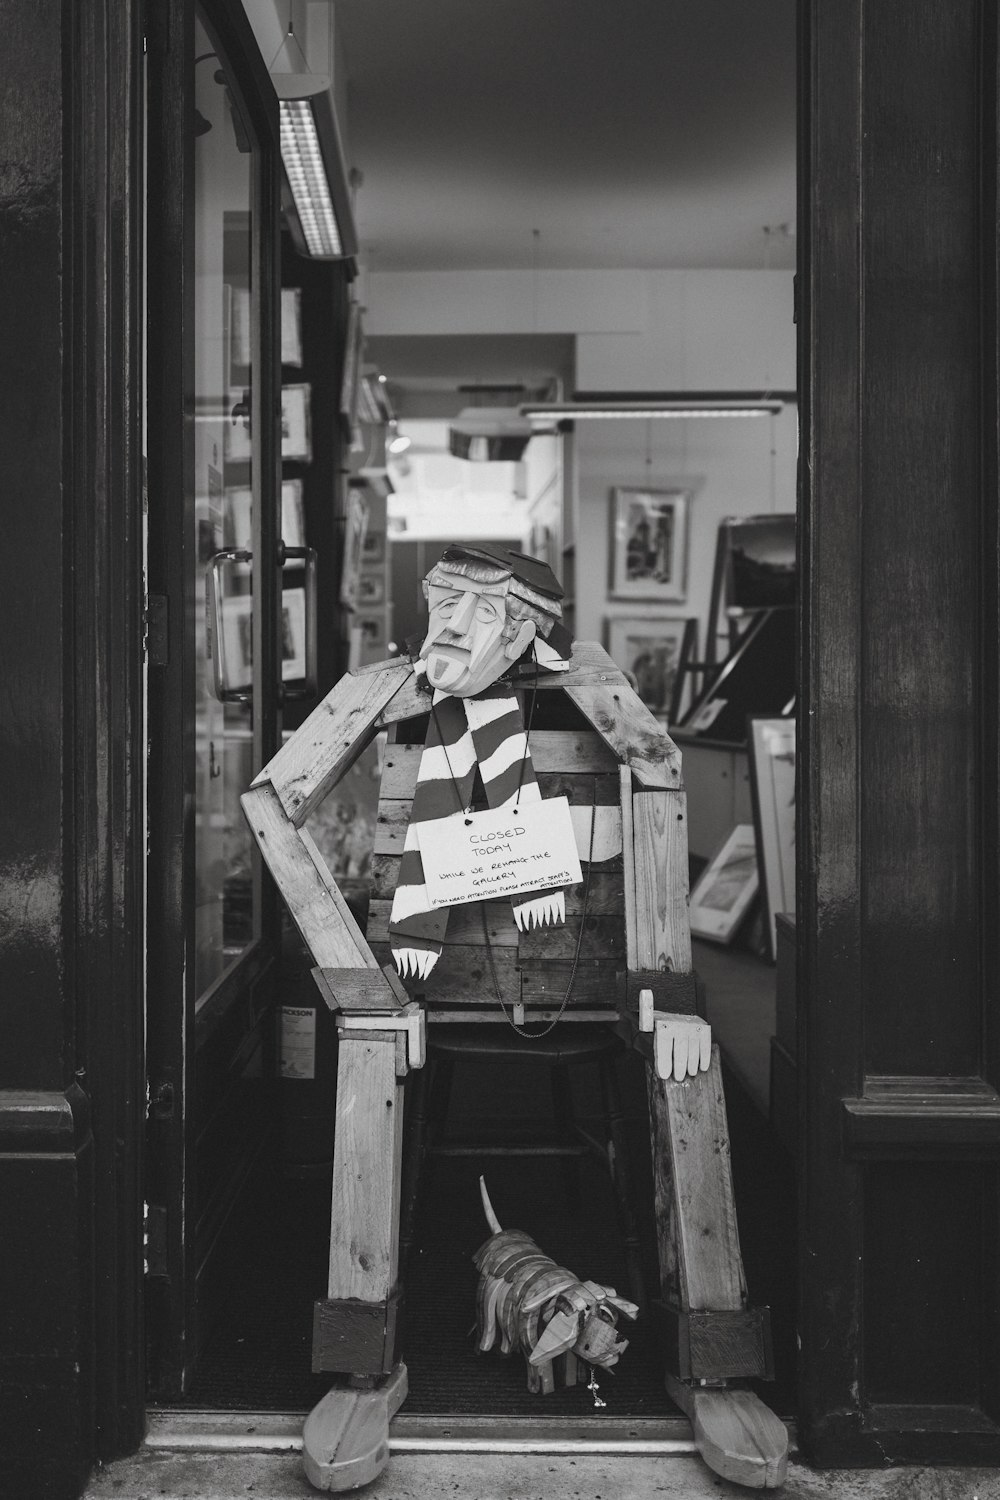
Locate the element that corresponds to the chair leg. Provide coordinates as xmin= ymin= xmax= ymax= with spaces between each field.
xmin=550 ymin=1062 xmax=582 ymax=1211
xmin=399 ymin=1058 xmax=433 ymax=1271
xmin=599 ymin=1051 xmax=646 ymax=1313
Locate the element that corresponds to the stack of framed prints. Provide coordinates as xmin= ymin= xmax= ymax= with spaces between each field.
xmin=679 ymin=607 xmax=795 ymax=745
xmin=342 ymin=477 xmax=391 ymax=670
xmin=747 ymin=716 xmax=796 ymax=961
xmin=689 ymin=824 xmax=760 ymax=944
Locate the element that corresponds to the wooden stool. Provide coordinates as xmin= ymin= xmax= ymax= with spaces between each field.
xmin=399 ymin=1023 xmax=646 ymax=1311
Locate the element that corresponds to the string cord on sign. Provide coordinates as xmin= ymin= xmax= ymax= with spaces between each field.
xmin=427 ymin=648 xmax=596 ymax=1039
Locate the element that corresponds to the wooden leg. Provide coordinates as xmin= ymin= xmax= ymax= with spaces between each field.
xmin=598 ymin=1050 xmax=645 ymax=1312
xmin=647 ymin=1047 xmax=788 ymax=1490
xmin=305 ymin=1031 xmax=407 ymax=1491
xmin=549 ymin=1062 xmax=581 ymax=1210
xmin=302 ymin=1364 xmax=408 ymax=1492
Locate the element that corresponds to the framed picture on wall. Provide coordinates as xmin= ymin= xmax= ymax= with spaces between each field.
xmin=281 ymin=383 xmax=312 ymax=462
xmin=606 ymin=615 xmax=696 ymax=719
xmin=610 ymin=486 xmax=691 ymax=602
xmin=689 ymin=823 xmax=760 ymax=944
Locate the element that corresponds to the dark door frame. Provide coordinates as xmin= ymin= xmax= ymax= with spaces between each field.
xmin=797 ymin=0 xmax=1000 ymax=1464
xmin=144 ymin=0 xmax=282 ymax=1398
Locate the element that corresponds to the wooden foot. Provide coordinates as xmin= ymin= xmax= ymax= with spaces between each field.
xmin=666 ymin=1374 xmax=788 ymax=1490
xmin=302 ymin=1362 xmax=408 ymax=1492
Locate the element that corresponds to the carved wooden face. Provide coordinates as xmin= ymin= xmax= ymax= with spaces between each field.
xmin=419 ymin=569 xmax=536 ymax=697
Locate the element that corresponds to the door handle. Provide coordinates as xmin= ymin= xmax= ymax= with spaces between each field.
xmin=206 ymin=546 xmax=318 ymax=704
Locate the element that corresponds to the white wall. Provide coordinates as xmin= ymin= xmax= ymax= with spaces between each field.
xmin=573 ymin=405 xmax=798 ymax=655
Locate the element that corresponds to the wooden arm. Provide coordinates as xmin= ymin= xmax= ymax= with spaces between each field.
xmin=241 ymin=780 xmax=383 ymax=975
xmin=251 ymin=659 xmax=415 ymax=825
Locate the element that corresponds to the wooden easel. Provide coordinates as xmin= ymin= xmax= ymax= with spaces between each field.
xmin=242 ymin=643 xmax=788 ymax=1491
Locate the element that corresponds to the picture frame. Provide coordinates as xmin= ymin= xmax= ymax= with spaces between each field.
xmin=357 ymin=571 xmax=385 ymax=606
xmin=218 ymin=587 xmax=307 ymax=694
xmin=281 ymin=383 xmax=312 ymax=463
xmin=280 ymin=286 xmax=303 ymax=367
xmin=361 ymin=529 xmax=385 ymax=566
xmin=747 ymin=716 xmax=796 ymax=961
xmin=679 ymin=606 xmax=796 ymax=746
xmin=689 ymin=823 xmax=760 ymax=944
xmin=606 ymin=615 xmax=695 ymax=719
xmin=610 ymin=486 xmax=691 ymax=601
xmin=223 ymin=479 xmax=305 ymax=558
xmin=340 ymin=484 xmax=369 ymax=608
xmin=339 ymin=300 xmax=364 ymax=437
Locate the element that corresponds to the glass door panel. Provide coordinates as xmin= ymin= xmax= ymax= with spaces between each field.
xmin=193 ymin=5 xmax=258 ymax=1002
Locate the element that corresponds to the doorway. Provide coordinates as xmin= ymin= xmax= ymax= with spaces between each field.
xmin=144 ymin=0 xmax=798 ymax=1433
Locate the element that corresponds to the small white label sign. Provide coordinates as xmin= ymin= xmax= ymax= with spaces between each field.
xmin=419 ymin=797 xmax=583 ymax=908
xmin=280 ymin=1006 xmax=317 ymax=1080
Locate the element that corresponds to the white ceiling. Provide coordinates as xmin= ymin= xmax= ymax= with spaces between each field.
xmin=334 ymin=0 xmax=797 ymax=274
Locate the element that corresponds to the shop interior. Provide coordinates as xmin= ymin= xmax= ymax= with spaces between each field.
xmin=158 ymin=0 xmax=799 ymax=1428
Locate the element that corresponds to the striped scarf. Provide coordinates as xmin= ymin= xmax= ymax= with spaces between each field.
xmin=389 ymin=679 xmax=567 ymax=980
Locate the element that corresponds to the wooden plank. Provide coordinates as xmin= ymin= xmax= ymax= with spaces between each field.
xmin=373 ymin=801 xmax=411 ymax=856
xmin=370 ymin=942 xmax=521 ymax=1006
xmin=518 ymin=640 xmax=630 ymax=689
xmin=570 ymin=804 xmax=622 ymax=862
xmin=519 ymin=959 xmax=624 ymax=1005
xmin=517 ymin=914 xmax=625 ymax=961
xmin=253 ymin=663 xmax=414 ymax=824
xmin=298 ymin=823 xmax=380 ymax=962
xmin=377 ymin=733 xmax=619 ymax=801
xmin=631 ymin=789 xmax=691 ymax=973
xmin=327 ymin=1033 xmax=404 ymax=1303
xmin=241 ymin=783 xmax=377 ymax=969
xmin=426 ymin=1008 xmax=620 ymax=1025
xmin=536 ymin=771 xmax=619 ymax=804
xmin=647 ymin=1046 xmax=746 ymax=1312
xmin=566 ymin=680 xmax=681 ymax=789
xmin=367 ymin=899 xmax=519 ymax=947
xmin=312 ymin=967 xmax=405 ymax=1014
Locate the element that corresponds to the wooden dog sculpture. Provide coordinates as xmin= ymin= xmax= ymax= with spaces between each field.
xmin=473 ymin=1178 xmax=638 ymax=1396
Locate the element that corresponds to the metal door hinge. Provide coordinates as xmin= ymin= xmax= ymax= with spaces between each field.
xmin=144 ymin=1203 xmax=168 ymax=1278
xmin=145 ymin=595 xmax=169 ymax=666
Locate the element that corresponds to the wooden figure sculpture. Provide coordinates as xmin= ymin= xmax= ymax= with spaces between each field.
xmin=241 ymin=542 xmax=789 ymax=1492
xmin=474 ymin=1177 xmax=638 ymax=1397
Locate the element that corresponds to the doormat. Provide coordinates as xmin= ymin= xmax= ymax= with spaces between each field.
xmin=171 ymin=1058 xmax=795 ymax=1418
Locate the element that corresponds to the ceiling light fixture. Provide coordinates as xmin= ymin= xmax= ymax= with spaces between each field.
xmin=520 ymin=398 xmax=785 ymax=424
xmin=269 ymin=12 xmax=358 ymax=261
xmin=274 ymin=79 xmax=358 ymax=260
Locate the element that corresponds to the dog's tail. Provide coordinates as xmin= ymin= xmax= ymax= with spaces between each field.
xmin=479 ymin=1175 xmax=502 ymax=1235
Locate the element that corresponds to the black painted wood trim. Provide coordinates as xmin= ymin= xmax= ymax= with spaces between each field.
xmin=66 ymin=0 xmax=147 ymax=1464
xmin=843 ymin=1077 xmax=1000 ymax=1156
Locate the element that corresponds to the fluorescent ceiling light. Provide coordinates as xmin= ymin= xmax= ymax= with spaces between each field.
xmin=273 ymin=75 xmax=358 ymax=260
xmin=521 ymin=399 xmax=784 ymax=422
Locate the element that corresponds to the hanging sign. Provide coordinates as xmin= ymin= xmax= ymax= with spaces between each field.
xmin=418 ymin=797 xmax=583 ymax=908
